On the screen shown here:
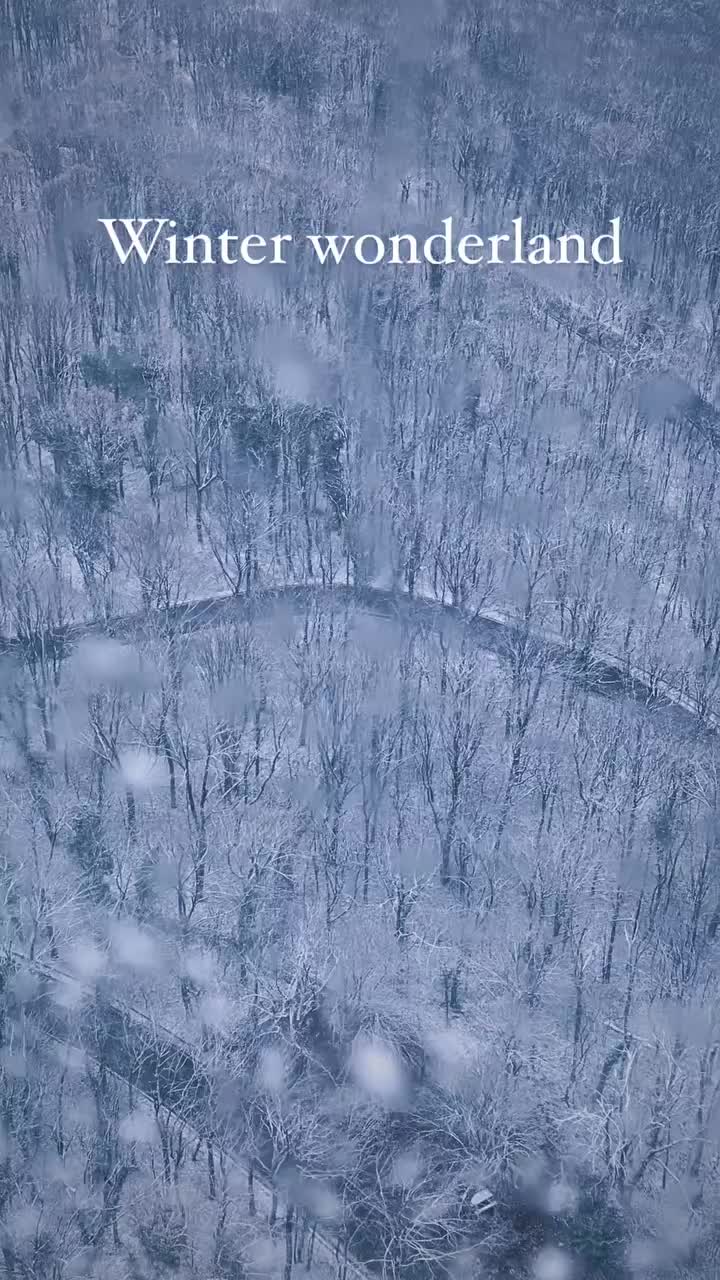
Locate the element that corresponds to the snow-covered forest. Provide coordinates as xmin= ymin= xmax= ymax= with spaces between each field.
xmin=1 ymin=0 xmax=720 ymax=1277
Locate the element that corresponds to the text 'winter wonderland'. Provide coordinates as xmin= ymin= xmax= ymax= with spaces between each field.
xmin=98 ymin=216 xmax=623 ymax=268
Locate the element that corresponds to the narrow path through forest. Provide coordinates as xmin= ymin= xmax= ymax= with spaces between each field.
xmin=2 ymin=580 xmax=716 ymax=740
xmin=5 ymin=953 xmax=368 ymax=1280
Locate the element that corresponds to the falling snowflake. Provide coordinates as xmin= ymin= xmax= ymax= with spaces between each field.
xmin=75 ymin=636 xmax=143 ymax=686
xmin=424 ymin=1025 xmax=475 ymax=1086
xmin=533 ymin=1245 xmax=574 ymax=1280
xmin=199 ymin=992 xmax=232 ymax=1032
xmin=0 ymin=1049 xmax=27 ymax=1078
xmin=8 ymin=968 xmax=39 ymax=1003
xmin=350 ymin=1035 xmax=407 ymax=1105
xmin=65 ymin=940 xmax=107 ymax=981
xmin=391 ymin=1150 xmax=423 ymax=1188
xmin=109 ymin=920 xmax=160 ymax=972
xmin=118 ymin=747 xmax=161 ymax=791
xmin=545 ymin=1180 xmax=579 ymax=1217
xmin=120 ymin=1109 xmax=158 ymax=1143
xmin=183 ymin=947 xmax=216 ymax=985
xmin=246 ymin=1237 xmax=282 ymax=1274
xmin=257 ymin=1046 xmax=287 ymax=1092
xmin=303 ymin=1181 xmax=341 ymax=1222
xmin=53 ymin=1043 xmax=87 ymax=1073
